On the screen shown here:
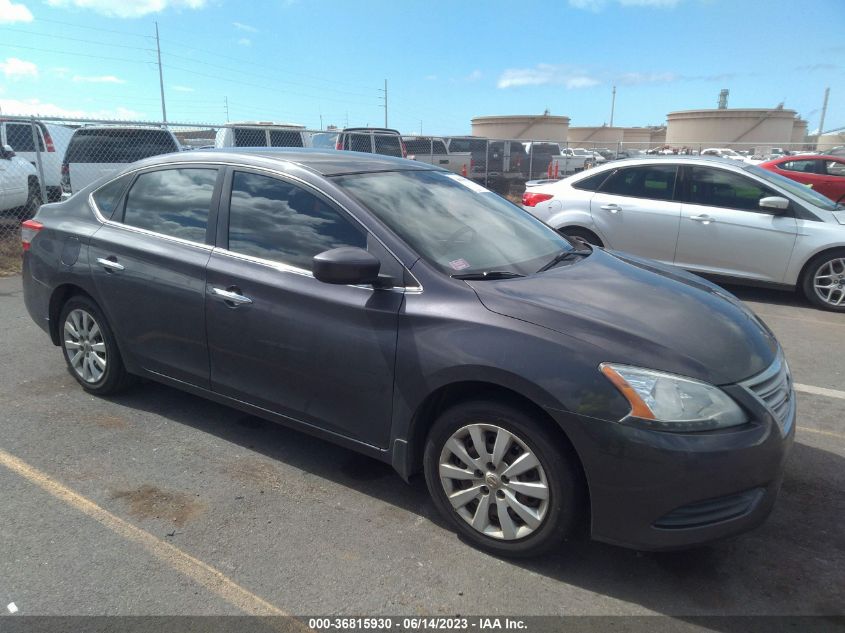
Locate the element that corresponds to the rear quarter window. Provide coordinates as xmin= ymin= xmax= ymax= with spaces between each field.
xmin=233 ymin=128 xmax=268 ymax=147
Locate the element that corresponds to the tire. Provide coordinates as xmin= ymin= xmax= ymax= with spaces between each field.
xmin=802 ymin=248 xmax=845 ymax=312
xmin=23 ymin=179 xmax=42 ymax=220
xmin=424 ymin=399 xmax=583 ymax=557
xmin=561 ymin=227 xmax=603 ymax=248
xmin=59 ymin=295 xmax=131 ymax=394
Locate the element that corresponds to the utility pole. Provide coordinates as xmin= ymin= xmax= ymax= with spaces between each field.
xmin=817 ymin=87 xmax=830 ymax=150
xmin=155 ymin=22 xmax=167 ymax=125
xmin=378 ymin=79 xmax=388 ymax=127
xmin=224 ymin=96 xmax=229 ymax=122
xmin=609 ymin=85 xmax=616 ymax=127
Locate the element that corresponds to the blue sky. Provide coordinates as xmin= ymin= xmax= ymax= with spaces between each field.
xmin=0 ymin=0 xmax=842 ymax=135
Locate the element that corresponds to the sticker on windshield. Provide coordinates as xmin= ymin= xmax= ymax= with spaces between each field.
xmin=449 ymin=258 xmax=470 ymax=271
xmin=444 ymin=173 xmax=489 ymax=194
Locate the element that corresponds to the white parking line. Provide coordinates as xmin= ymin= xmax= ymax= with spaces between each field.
xmin=794 ymin=383 xmax=845 ymax=400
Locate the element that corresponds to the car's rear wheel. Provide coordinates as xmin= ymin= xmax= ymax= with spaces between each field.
xmin=802 ymin=249 xmax=845 ymax=312
xmin=424 ymin=399 xmax=582 ymax=557
xmin=59 ymin=296 xmax=131 ymax=394
xmin=23 ymin=179 xmax=42 ymax=219
xmin=560 ymin=227 xmax=603 ymax=247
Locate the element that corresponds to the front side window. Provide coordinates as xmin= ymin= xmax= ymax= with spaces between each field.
xmin=687 ymin=167 xmax=776 ymax=212
xmin=599 ymin=165 xmax=677 ymax=201
xmin=826 ymin=161 xmax=845 ymax=177
xmin=334 ymin=170 xmax=571 ymax=277
xmin=122 ymin=168 xmax=216 ymax=242
xmin=779 ymin=160 xmax=821 ymax=174
xmin=748 ymin=165 xmax=838 ymax=211
xmin=227 ymin=171 xmax=366 ymax=270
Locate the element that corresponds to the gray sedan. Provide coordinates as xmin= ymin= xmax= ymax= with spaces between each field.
xmin=523 ymin=156 xmax=845 ymax=311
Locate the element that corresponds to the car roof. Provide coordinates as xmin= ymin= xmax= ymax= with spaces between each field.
xmin=574 ymin=154 xmax=752 ymax=173
xmin=765 ymin=154 xmax=843 ymax=163
xmin=125 ymin=147 xmax=437 ymax=177
xmin=341 ymin=127 xmax=401 ymax=134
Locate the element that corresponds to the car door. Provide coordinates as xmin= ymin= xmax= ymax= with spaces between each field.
xmin=205 ymin=168 xmax=404 ymax=448
xmin=674 ymin=165 xmax=798 ymax=283
xmin=89 ymin=166 xmax=222 ymax=388
xmin=589 ymin=164 xmax=681 ymax=264
xmin=822 ymin=159 xmax=845 ymax=201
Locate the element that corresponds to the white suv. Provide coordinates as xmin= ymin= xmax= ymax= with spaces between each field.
xmin=523 ymin=156 xmax=845 ymax=311
xmin=62 ymin=126 xmax=180 ymax=195
xmin=0 ymin=119 xmax=71 ymax=202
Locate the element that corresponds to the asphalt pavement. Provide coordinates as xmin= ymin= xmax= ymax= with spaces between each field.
xmin=0 ymin=273 xmax=842 ymax=621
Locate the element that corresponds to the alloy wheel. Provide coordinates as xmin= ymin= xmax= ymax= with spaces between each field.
xmin=63 ymin=308 xmax=107 ymax=383
xmin=438 ymin=423 xmax=550 ymax=540
xmin=813 ymin=258 xmax=845 ymax=307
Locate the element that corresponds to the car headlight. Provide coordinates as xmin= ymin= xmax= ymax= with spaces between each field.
xmin=600 ymin=363 xmax=747 ymax=431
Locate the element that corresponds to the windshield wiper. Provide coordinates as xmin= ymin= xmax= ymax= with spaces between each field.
xmin=537 ymin=248 xmax=592 ymax=272
xmin=452 ymin=271 xmax=525 ymax=280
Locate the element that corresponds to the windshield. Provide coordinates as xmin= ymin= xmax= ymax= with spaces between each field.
xmin=746 ymin=165 xmax=839 ymax=210
xmin=333 ymin=170 xmax=572 ymax=276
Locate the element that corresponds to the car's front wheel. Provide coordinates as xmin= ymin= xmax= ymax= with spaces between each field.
xmin=424 ymin=399 xmax=582 ymax=557
xmin=59 ymin=296 xmax=131 ymax=394
xmin=802 ymin=249 xmax=845 ymax=312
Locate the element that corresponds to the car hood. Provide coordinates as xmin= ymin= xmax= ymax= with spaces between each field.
xmin=467 ymin=249 xmax=778 ymax=385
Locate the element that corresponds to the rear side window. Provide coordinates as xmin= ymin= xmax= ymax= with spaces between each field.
xmin=122 ymin=168 xmax=217 ymax=242
xmin=66 ymin=129 xmax=178 ymax=163
xmin=599 ymin=165 xmax=677 ymax=201
xmin=344 ymin=133 xmax=372 ymax=153
xmin=269 ymin=130 xmax=304 ymax=148
xmin=233 ymin=128 xmax=268 ymax=147
xmin=374 ymin=134 xmax=403 ymax=157
xmin=827 ymin=161 xmax=845 ymax=177
xmin=5 ymin=123 xmax=44 ymax=152
xmin=573 ymin=170 xmax=611 ymax=192
xmin=91 ymin=174 xmax=132 ymax=219
xmin=687 ymin=167 xmax=777 ymax=212
xmin=227 ymin=171 xmax=366 ymax=270
xmin=448 ymin=139 xmax=470 ymax=152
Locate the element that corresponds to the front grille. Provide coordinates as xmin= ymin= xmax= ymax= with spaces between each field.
xmin=654 ymin=488 xmax=764 ymax=529
xmin=741 ymin=354 xmax=795 ymax=431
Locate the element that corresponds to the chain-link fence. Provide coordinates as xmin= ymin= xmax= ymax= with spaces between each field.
xmin=1 ymin=112 xmax=838 ymax=271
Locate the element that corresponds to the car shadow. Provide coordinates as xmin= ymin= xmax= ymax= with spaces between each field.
xmin=106 ymin=381 xmax=845 ymax=619
xmin=720 ymin=284 xmax=812 ymax=309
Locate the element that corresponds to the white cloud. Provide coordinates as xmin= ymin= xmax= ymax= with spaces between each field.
xmin=569 ymin=0 xmax=681 ymax=9
xmin=0 ymin=57 xmax=38 ymax=80
xmin=72 ymin=74 xmax=126 ymax=84
xmin=0 ymin=97 xmax=143 ymax=119
xmin=0 ymin=0 xmax=33 ymax=22
xmin=45 ymin=0 xmax=207 ymax=18
xmin=232 ymin=21 xmax=257 ymax=32
xmin=497 ymin=64 xmax=599 ymax=89
xmin=171 ymin=84 xmax=194 ymax=92
xmin=237 ymin=37 xmax=251 ymax=46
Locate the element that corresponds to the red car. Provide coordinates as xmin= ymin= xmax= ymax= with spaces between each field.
xmin=760 ymin=155 xmax=845 ymax=203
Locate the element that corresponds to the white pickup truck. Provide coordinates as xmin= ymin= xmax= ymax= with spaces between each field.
xmin=553 ymin=147 xmax=597 ymax=174
xmin=403 ymin=136 xmax=471 ymax=175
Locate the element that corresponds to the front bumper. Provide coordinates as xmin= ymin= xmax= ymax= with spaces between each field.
xmin=548 ymin=363 xmax=795 ymax=551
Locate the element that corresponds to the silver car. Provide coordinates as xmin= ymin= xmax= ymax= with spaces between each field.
xmin=523 ymin=156 xmax=845 ymax=311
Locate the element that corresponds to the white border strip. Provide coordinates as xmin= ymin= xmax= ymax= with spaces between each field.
xmin=794 ymin=383 xmax=845 ymax=400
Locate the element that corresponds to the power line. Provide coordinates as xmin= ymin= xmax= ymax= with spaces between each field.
xmin=0 ymin=26 xmax=156 ymax=53
xmin=0 ymin=42 xmax=155 ymax=65
xmin=30 ymin=17 xmax=153 ymax=40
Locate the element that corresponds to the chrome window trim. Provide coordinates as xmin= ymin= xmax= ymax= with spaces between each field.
xmin=88 ymin=159 xmax=423 ymax=292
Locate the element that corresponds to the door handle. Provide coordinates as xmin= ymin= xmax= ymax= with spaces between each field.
xmin=210 ymin=286 xmax=253 ymax=306
xmin=690 ymin=214 xmax=715 ymax=224
xmin=600 ymin=204 xmax=621 ymax=213
xmin=96 ymin=257 xmax=124 ymax=272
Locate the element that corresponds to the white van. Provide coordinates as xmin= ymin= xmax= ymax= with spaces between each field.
xmin=62 ymin=126 xmax=181 ymax=195
xmin=214 ymin=122 xmax=308 ymax=148
xmin=1 ymin=119 xmax=72 ymax=202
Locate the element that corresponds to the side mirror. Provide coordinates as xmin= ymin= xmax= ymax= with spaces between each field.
xmin=1 ymin=144 xmax=14 ymax=159
xmin=313 ymin=247 xmax=381 ymax=286
xmin=759 ymin=196 xmax=790 ymax=213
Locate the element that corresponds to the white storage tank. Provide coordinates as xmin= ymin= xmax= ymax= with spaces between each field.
xmin=470 ymin=114 xmax=570 ymax=142
xmin=666 ymin=108 xmax=797 ymax=148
